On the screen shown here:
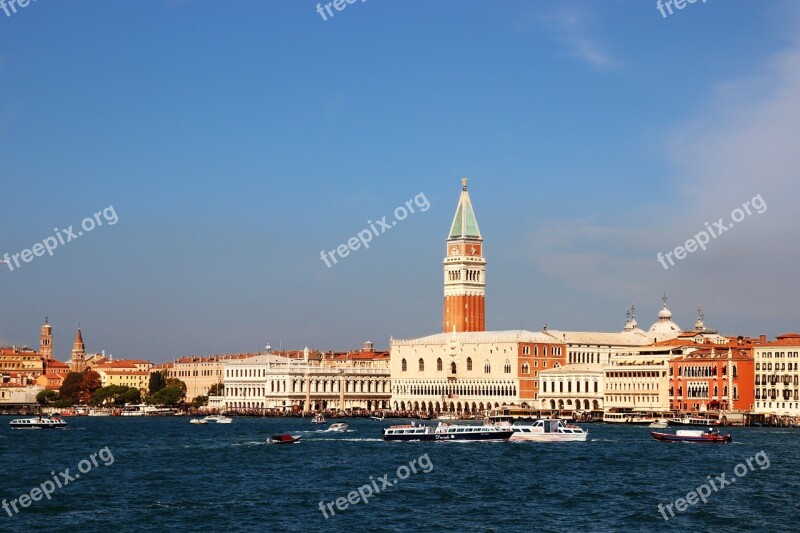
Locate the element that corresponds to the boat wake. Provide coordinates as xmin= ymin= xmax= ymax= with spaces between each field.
xmin=590 ymin=438 xmax=617 ymax=443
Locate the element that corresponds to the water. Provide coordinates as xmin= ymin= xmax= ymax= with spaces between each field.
xmin=1 ymin=417 xmax=798 ymax=532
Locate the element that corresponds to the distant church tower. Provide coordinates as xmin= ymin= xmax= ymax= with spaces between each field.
xmin=443 ymin=178 xmax=486 ymax=332
xmin=70 ymin=327 xmax=87 ymax=373
xmin=40 ymin=317 xmax=53 ymax=360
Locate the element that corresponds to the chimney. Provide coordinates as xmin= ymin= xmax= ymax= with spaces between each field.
xmin=759 ymin=334 xmax=767 ymax=343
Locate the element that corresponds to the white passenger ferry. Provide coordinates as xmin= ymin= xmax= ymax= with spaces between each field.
xmin=9 ymin=416 xmax=67 ymax=430
xmin=508 ymin=419 xmax=588 ymax=442
xmin=603 ymin=412 xmax=632 ymax=423
xmin=383 ymin=422 xmax=513 ymax=442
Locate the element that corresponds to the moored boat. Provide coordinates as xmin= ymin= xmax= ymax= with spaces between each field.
xmin=268 ymin=434 xmax=301 ymax=444
xmin=649 ymin=420 xmax=669 ymax=429
xmin=189 ymin=418 xmax=208 ymax=425
xmin=603 ymin=412 xmax=632 ymax=424
xmin=10 ymin=416 xmax=67 ymax=430
xmin=508 ymin=419 xmax=588 ymax=442
xmin=668 ymin=416 xmax=720 ymax=426
xmin=651 ymin=428 xmax=731 ymax=443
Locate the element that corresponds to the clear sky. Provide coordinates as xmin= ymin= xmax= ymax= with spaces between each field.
xmin=1 ymin=0 xmax=799 ymax=362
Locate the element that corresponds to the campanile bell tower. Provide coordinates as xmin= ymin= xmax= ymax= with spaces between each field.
xmin=443 ymin=178 xmax=486 ymax=332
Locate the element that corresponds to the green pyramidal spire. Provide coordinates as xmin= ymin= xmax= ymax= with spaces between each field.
xmin=448 ymin=178 xmax=482 ymax=240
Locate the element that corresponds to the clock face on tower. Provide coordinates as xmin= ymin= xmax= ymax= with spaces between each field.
xmin=449 ymin=243 xmax=482 ymax=257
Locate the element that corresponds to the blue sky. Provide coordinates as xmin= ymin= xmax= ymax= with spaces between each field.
xmin=1 ymin=0 xmax=799 ymax=362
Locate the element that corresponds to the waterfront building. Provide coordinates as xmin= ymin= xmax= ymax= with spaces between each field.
xmin=36 ymin=357 xmax=70 ymax=390
xmin=0 ymin=346 xmax=44 ymax=376
xmin=158 ymin=353 xmax=260 ymax=401
xmin=603 ymin=354 xmax=672 ymax=413
xmin=668 ymin=340 xmax=756 ymax=413
xmin=325 ymin=341 xmax=389 ymax=369
xmin=92 ymin=360 xmax=153 ymax=392
xmin=223 ymin=347 xmax=390 ymax=412
xmin=391 ymin=330 xmax=566 ymax=414
xmin=753 ymin=333 xmax=800 ymax=417
xmin=602 ymin=311 xmax=756 ymax=414
xmin=0 ymin=383 xmax=42 ymax=413
xmin=539 ymin=364 xmax=604 ymax=413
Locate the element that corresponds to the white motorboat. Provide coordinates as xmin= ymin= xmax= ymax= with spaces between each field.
xmin=215 ymin=416 xmax=233 ymax=424
xmin=203 ymin=415 xmax=222 ymax=422
xmin=311 ymin=413 xmax=326 ymax=424
xmin=10 ymin=416 xmax=68 ymax=430
xmin=190 ymin=418 xmax=208 ymax=425
xmin=508 ymin=419 xmax=588 ymax=442
xmin=328 ymin=423 xmax=348 ymax=432
xmin=649 ymin=420 xmax=669 ymax=429
xmin=369 ymin=415 xmax=386 ymax=421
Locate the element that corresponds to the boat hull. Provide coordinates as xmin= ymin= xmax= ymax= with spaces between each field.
xmin=384 ymin=434 xmax=437 ymax=442
xmin=510 ymin=433 xmax=587 ymax=442
xmin=433 ymin=430 xmax=513 ymax=441
xmin=651 ymin=432 xmax=731 ymax=443
xmin=268 ymin=435 xmax=302 ymax=444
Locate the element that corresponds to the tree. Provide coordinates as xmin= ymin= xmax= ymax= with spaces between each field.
xmin=208 ymin=383 xmax=224 ymax=396
xmin=120 ymin=387 xmax=142 ymax=405
xmin=78 ymin=371 xmax=103 ymax=404
xmin=59 ymin=372 xmax=84 ymax=405
xmin=37 ymin=390 xmax=59 ymax=405
xmin=165 ymin=378 xmax=187 ymax=394
xmin=147 ymin=385 xmax=185 ymax=407
xmin=149 ymin=371 xmax=167 ymax=394
xmin=91 ymin=385 xmax=143 ymax=406
xmin=192 ymin=395 xmax=208 ymax=409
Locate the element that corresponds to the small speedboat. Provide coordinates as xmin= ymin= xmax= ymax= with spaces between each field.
xmin=370 ymin=415 xmax=385 ymax=421
xmin=203 ymin=415 xmax=222 ymax=422
xmin=215 ymin=416 xmax=233 ymax=424
xmin=190 ymin=418 xmax=208 ymax=425
xmin=328 ymin=423 xmax=348 ymax=432
xmin=268 ymin=434 xmax=302 ymax=444
xmin=9 ymin=416 xmax=67 ymax=430
xmin=651 ymin=428 xmax=731 ymax=443
xmin=649 ymin=420 xmax=669 ymax=429
xmin=311 ymin=414 xmax=326 ymax=424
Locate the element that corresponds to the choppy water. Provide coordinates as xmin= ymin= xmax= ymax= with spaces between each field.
xmin=1 ymin=417 xmax=798 ymax=532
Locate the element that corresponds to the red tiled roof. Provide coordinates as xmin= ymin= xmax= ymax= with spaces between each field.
xmin=99 ymin=370 xmax=149 ymax=376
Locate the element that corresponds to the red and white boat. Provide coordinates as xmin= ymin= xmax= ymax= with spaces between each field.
xmin=268 ymin=434 xmax=302 ymax=444
xmin=651 ymin=428 xmax=731 ymax=443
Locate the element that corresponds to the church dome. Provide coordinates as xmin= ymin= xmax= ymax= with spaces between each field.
xmin=649 ymin=295 xmax=681 ymax=337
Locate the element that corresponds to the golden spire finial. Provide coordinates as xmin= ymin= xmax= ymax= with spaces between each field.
xmin=462 ymin=177 xmax=468 ymax=190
